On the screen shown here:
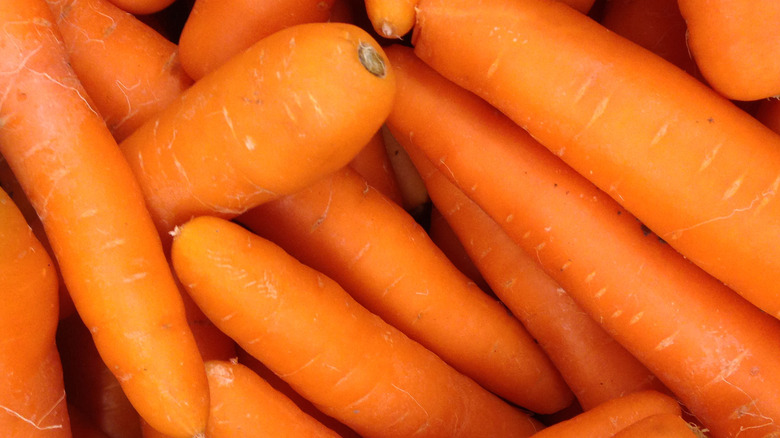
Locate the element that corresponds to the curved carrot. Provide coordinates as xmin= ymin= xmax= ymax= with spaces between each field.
xmin=412 ymin=0 xmax=780 ymax=321
xmin=0 ymin=187 xmax=70 ymax=437
xmin=120 ymin=22 xmax=395 ymax=238
xmin=0 ymin=2 xmax=209 ymax=436
xmin=363 ymin=0 xmax=418 ymax=39
xmin=385 ymin=42 xmax=780 ymax=438
xmin=529 ymin=391 xmax=681 ymax=438
xmin=171 ymin=215 xmax=545 ymax=438
xmin=677 ymin=0 xmax=780 ymax=101
xmin=611 ymin=413 xmax=698 ymax=438
xmin=178 ymin=0 xmax=335 ymax=80
xmin=104 ymin=0 xmax=174 ymax=15
xmin=46 ymin=0 xmax=194 ymax=141
xmin=237 ymin=167 xmax=574 ymax=414
xmin=348 ymin=129 xmax=404 ymax=206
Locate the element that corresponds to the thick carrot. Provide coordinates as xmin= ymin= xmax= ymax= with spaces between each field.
xmin=0 ymin=2 xmax=209 ymax=436
xmin=385 ymin=43 xmax=780 ymax=437
xmin=104 ymin=0 xmax=174 ymax=15
xmin=46 ymin=0 xmax=194 ymax=142
xmin=120 ymin=22 xmax=395 ymax=238
xmin=348 ymin=129 xmax=404 ymax=206
xmin=171 ymin=215 xmax=545 ymax=438
xmin=237 ymin=166 xmax=574 ymax=414
xmin=412 ymin=0 xmax=780 ymax=320
xmin=611 ymin=413 xmax=698 ymax=438
xmin=529 ymin=391 xmax=681 ymax=438
xmin=401 ymin=127 xmax=668 ymax=409
xmin=0 ymin=187 xmax=70 ymax=437
xmin=363 ymin=0 xmax=418 ymax=39
xmin=178 ymin=0 xmax=335 ymax=80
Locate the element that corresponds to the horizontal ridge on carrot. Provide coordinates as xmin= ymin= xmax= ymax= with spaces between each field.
xmin=412 ymin=0 xmax=780 ymax=321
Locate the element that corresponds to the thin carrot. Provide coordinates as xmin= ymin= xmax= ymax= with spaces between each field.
xmin=237 ymin=166 xmax=574 ymax=414
xmin=178 ymin=0 xmax=335 ymax=80
xmin=363 ymin=0 xmax=418 ymax=39
xmin=119 ymin=22 xmax=395 ymax=238
xmin=0 ymin=2 xmax=209 ymax=436
xmin=348 ymin=129 xmax=404 ymax=206
xmin=0 ymin=187 xmax=70 ymax=437
xmin=412 ymin=0 xmax=780 ymax=321
xmin=427 ymin=206 xmax=491 ymax=293
xmin=46 ymin=0 xmax=194 ymax=141
xmin=171 ymin=215 xmax=545 ymax=438
xmin=385 ymin=43 xmax=780 ymax=437
xmin=528 ymin=390 xmax=681 ymax=438
xmin=611 ymin=413 xmax=699 ymax=438
xmin=104 ymin=0 xmax=174 ymax=15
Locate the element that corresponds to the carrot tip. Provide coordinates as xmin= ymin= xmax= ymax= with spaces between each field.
xmin=358 ymin=42 xmax=387 ymax=78
xmin=381 ymin=22 xmax=397 ymax=38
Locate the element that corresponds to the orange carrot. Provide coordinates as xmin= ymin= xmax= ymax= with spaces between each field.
xmin=0 ymin=187 xmax=70 ymax=437
xmin=119 ymin=22 xmax=395 ymax=238
xmin=104 ymin=0 xmax=174 ymax=15
xmin=427 ymin=206 xmax=491 ymax=293
xmin=529 ymin=391 xmax=681 ymax=438
xmin=237 ymin=166 xmax=574 ymax=414
xmin=178 ymin=0 xmax=335 ymax=80
xmin=363 ymin=0 xmax=418 ymax=39
xmin=611 ymin=413 xmax=699 ymax=438
xmin=348 ymin=129 xmax=404 ymax=206
xmin=0 ymin=2 xmax=209 ymax=435
xmin=412 ymin=0 xmax=780 ymax=321
xmin=171 ymin=215 xmax=545 ymax=437
xmin=677 ymin=0 xmax=780 ymax=101
xmin=46 ymin=0 xmax=194 ymax=141
xmin=381 ymin=125 xmax=429 ymax=213
xmin=385 ymin=42 xmax=780 ymax=437
xmin=67 ymin=404 xmax=111 ymax=438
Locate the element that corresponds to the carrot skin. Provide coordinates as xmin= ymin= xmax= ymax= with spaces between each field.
xmin=611 ymin=413 xmax=698 ymax=438
xmin=412 ymin=0 xmax=780 ymax=320
xmin=171 ymin=216 xmax=545 ymax=438
xmin=348 ymin=129 xmax=404 ymax=206
xmin=385 ymin=43 xmax=780 ymax=438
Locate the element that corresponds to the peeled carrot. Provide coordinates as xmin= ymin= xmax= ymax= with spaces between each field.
xmin=363 ymin=0 xmax=418 ymax=39
xmin=0 ymin=2 xmax=209 ymax=435
xmin=46 ymin=0 xmax=194 ymax=141
xmin=104 ymin=0 xmax=174 ymax=15
xmin=611 ymin=413 xmax=698 ymax=438
xmin=171 ymin=215 xmax=544 ymax=438
xmin=120 ymin=22 xmax=395 ymax=238
xmin=413 ymin=0 xmax=780 ymax=321
xmin=385 ymin=42 xmax=780 ymax=437
xmin=0 ymin=187 xmax=70 ymax=437
xmin=178 ymin=0 xmax=335 ymax=80
xmin=237 ymin=166 xmax=574 ymax=414
xmin=348 ymin=129 xmax=404 ymax=206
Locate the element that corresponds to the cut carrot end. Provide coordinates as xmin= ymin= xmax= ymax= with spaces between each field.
xmin=358 ymin=42 xmax=387 ymax=77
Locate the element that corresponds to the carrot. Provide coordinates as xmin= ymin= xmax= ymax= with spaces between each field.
xmin=46 ymin=0 xmax=194 ymax=142
xmin=0 ymin=2 xmax=209 ymax=436
xmin=412 ymin=0 xmax=780 ymax=321
xmin=171 ymin=215 xmax=545 ymax=438
xmin=399 ymin=120 xmax=668 ymax=409
xmin=384 ymin=42 xmax=780 ymax=437
xmin=237 ymin=166 xmax=574 ymax=414
xmin=204 ymin=359 xmax=341 ymax=438
xmin=0 ymin=187 xmax=70 ymax=437
xmin=611 ymin=413 xmax=699 ymax=438
xmin=104 ymin=0 xmax=174 ymax=15
xmin=363 ymin=0 xmax=418 ymax=39
xmin=381 ymin=125 xmax=429 ymax=214
xmin=427 ymin=206 xmax=491 ymax=293
xmin=529 ymin=390 xmax=681 ymax=438
xmin=178 ymin=0 xmax=335 ymax=80
xmin=119 ymin=22 xmax=395 ymax=238
xmin=348 ymin=129 xmax=404 ymax=206
xmin=676 ymin=0 xmax=780 ymax=101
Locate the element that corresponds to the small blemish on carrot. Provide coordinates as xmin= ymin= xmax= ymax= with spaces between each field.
xmin=358 ymin=42 xmax=386 ymax=78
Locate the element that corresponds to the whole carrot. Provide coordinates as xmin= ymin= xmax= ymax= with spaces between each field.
xmin=385 ymin=43 xmax=780 ymax=438
xmin=237 ymin=166 xmax=574 ymax=414
xmin=0 ymin=1 xmax=209 ymax=436
xmin=46 ymin=0 xmax=194 ymax=141
xmin=171 ymin=215 xmax=545 ymax=438
xmin=120 ymin=22 xmax=395 ymax=237
xmin=412 ymin=0 xmax=780 ymax=320
xmin=0 ymin=188 xmax=71 ymax=437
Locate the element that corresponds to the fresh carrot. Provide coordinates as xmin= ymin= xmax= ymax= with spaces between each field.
xmin=399 ymin=118 xmax=668 ymax=410
xmin=119 ymin=22 xmax=395 ymax=238
xmin=171 ymin=215 xmax=545 ymax=438
xmin=528 ymin=390 xmax=681 ymax=438
xmin=46 ymin=0 xmax=194 ymax=142
xmin=611 ymin=413 xmax=699 ymax=438
xmin=348 ymin=129 xmax=404 ymax=206
xmin=104 ymin=0 xmax=174 ymax=15
xmin=204 ymin=359 xmax=341 ymax=438
xmin=385 ymin=43 xmax=780 ymax=437
xmin=412 ymin=0 xmax=780 ymax=321
xmin=427 ymin=206 xmax=491 ymax=293
xmin=381 ymin=125 xmax=429 ymax=214
xmin=677 ymin=0 xmax=780 ymax=101
xmin=0 ymin=187 xmax=71 ymax=437
xmin=0 ymin=2 xmax=209 ymax=436
xmin=178 ymin=0 xmax=335 ymax=80
xmin=237 ymin=166 xmax=574 ymax=414
xmin=363 ymin=0 xmax=418 ymax=39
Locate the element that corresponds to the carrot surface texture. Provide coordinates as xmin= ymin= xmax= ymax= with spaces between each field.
xmin=178 ymin=0 xmax=335 ymax=80
xmin=385 ymin=43 xmax=780 ymax=438
xmin=611 ymin=413 xmax=699 ymax=438
xmin=0 ymin=1 xmax=209 ymax=436
xmin=120 ymin=22 xmax=395 ymax=238
xmin=237 ymin=166 xmax=574 ymax=414
xmin=46 ymin=0 xmax=194 ymax=142
xmin=412 ymin=0 xmax=780 ymax=321
xmin=171 ymin=215 xmax=544 ymax=438
xmin=0 ymin=188 xmax=70 ymax=437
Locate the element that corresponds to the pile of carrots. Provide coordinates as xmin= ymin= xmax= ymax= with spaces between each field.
xmin=1 ymin=0 xmax=778 ymax=437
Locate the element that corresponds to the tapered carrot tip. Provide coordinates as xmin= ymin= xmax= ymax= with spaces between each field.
xmin=358 ymin=42 xmax=387 ymax=77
